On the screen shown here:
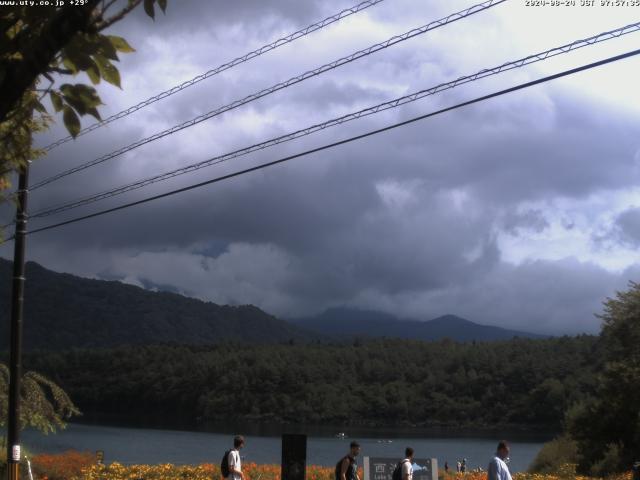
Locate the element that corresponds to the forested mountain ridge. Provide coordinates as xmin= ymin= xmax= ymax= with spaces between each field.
xmin=290 ymin=307 xmax=546 ymax=341
xmin=2 ymin=259 xmax=548 ymax=350
xmin=0 ymin=259 xmax=316 ymax=349
xmin=24 ymin=336 xmax=600 ymax=430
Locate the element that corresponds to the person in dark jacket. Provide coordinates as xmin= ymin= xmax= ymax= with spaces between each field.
xmin=337 ymin=441 xmax=361 ymax=480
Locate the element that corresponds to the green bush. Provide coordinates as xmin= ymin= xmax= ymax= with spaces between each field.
xmin=589 ymin=443 xmax=625 ymax=478
xmin=528 ymin=435 xmax=578 ymax=474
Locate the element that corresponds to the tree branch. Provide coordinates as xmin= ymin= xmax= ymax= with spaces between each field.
xmin=37 ymin=78 xmax=55 ymax=101
xmin=102 ymin=0 xmax=120 ymax=13
xmin=48 ymin=66 xmax=74 ymax=75
xmin=95 ymin=0 xmax=142 ymax=31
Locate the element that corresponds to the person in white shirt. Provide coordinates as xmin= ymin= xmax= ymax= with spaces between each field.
xmin=402 ymin=448 xmax=414 ymax=480
xmin=487 ymin=441 xmax=512 ymax=480
xmin=228 ymin=435 xmax=246 ymax=480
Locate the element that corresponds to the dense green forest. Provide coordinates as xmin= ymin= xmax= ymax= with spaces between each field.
xmin=23 ymin=336 xmax=599 ymax=430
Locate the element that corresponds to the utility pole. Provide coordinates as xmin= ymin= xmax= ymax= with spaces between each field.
xmin=6 ymin=162 xmax=30 ymax=480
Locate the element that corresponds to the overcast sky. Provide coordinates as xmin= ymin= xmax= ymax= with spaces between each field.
xmin=2 ymin=0 xmax=640 ymax=335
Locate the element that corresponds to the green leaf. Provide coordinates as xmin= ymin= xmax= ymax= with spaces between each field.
xmin=157 ymin=0 xmax=167 ymax=13
xmin=70 ymin=33 xmax=100 ymax=56
xmin=62 ymin=45 xmax=93 ymax=72
xmin=94 ymin=56 xmax=121 ymax=88
xmin=34 ymin=100 xmax=47 ymax=114
xmin=107 ymin=35 xmax=135 ymax=53
xmin=75 ymin=84 xmax=102 ymax=108
xmin=86 ymin=107 xmax=101 ymax=121
xmin=144 ymin=0 xmax=155 ymax=19
xmin=97 ymin=34 xmax=118 ymax=61
xmin=85 ymin=59 xmax=100 ymax=85
xmin=61 ymin=56 xmax=78 ymax=74
xmin=50 ymin=91 xmax=64 ymax=112
xmin=60 ymin=85 xmax=86 ymax=115
xmin=60 ymin=84 xmax=102 ymax=116
xmin=63 ymin=97 xmax=86 ymax=116
xmin=62 ymin=106 xmax=81 ymax=138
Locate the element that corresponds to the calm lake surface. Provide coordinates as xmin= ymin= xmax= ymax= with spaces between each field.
xmin=22 ymin=423 xmax=548 ymax=473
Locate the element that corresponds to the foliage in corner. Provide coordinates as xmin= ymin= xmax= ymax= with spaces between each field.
xmin=0 ymin=362 xmax=80 ymax=434
xmin=0 ymin=0 xmax=168 ymax=220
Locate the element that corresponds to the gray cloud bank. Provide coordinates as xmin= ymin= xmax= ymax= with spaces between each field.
xmin=2 ymin=0 xmax=640 ymax=335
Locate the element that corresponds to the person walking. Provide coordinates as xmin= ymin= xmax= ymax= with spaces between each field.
xmin=336 ymin=441 xmax=361 ymax=480
xmin=461 ymin=459 xmax=467 ymax=473
xmin=401 ymin=448 xmax=414 ymax=480
xmin=487 ymin=441 xmax=512 ymax=480
xmin=228 ymin=435 xmax=246 ymax=480
xmin=457 ymin=461 xmax=461 ymax=473
xmin=444 ymin=461 xmax=449 ymax=473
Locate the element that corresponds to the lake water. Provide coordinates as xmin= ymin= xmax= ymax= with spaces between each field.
xmin=21 ymin=423 xmax=547 ymax=473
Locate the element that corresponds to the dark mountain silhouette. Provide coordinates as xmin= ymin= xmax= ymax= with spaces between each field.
xmin=0 ymin=258 xmax=316 ymax=350
xmin=0 ymin=259 xmax=545 ymax=350
xmin=289 ymin=307 xmax=546 ymax=341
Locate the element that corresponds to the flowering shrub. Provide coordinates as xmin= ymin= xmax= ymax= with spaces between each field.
xmin=76 ymin=461 xmax=362 ymax=480
xmin=31 ymin=450 xmax=94 ymax=480
xmin=444 ymin=467 xmax=633 ymax=480
xmin=23 ymin=453 xmax=631 ymax=480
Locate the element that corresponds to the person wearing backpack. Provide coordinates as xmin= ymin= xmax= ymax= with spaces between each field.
xmin=392 ymin=448 xmax=414 ymax=480
xmin=221 ymin=435 xmax=246 ymax=480
xmin=335 ymin=441 xmax=361 ymax=480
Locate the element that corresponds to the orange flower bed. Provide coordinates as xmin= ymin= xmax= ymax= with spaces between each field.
xmin=74 ymin=461 xmax=361 ymax=480
xmin=30 ymin=450 xmax=94 ymax=480
xmin=443 ymin=467 xmax=633 ymax=480
xmin=23 ymin=452 xmax=633 ymax=480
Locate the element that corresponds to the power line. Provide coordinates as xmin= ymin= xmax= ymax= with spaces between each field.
xmin=18 ymin=47 xmax=640 ymax=239
xmin=30 ymin=0 xmax=506 ymax=191
xmin=28 ymin=20 xmax=640 ymax=220
xmin=41 ymin=0 xmax=387 ymax=152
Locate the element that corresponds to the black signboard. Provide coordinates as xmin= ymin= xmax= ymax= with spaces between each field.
xmin=281 ymin=434 xmax=307 ymax=480
xmin=364 ymin=457 xmax=438 ymax=480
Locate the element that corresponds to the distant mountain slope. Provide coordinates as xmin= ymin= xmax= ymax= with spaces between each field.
xmin=289 ymin=307 xmax=546 ymax=341
xmin=0 ymin=259 xmax=316 ymax=350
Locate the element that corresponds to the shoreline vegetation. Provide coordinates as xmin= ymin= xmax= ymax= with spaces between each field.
xmin=21 ymin=336 xmax=598 ymax=431
xmin=17 ymin=452 xmax=636 ymax=480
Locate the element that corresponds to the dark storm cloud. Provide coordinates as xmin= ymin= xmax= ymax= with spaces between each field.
xmin=408 ymin=257 xmax=621 ymax=335
xmin=12 ymin=85 xmax=640 ymax=335
xmin=109 ymin=0 xmax=327 ymax=36
xmin=22 ymin=90 xmax=640 ymax=218
xmin=2 ymin=0 xmax=640 ymax=335
xmin=395 ymin=87 xmax=640 ymax=205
